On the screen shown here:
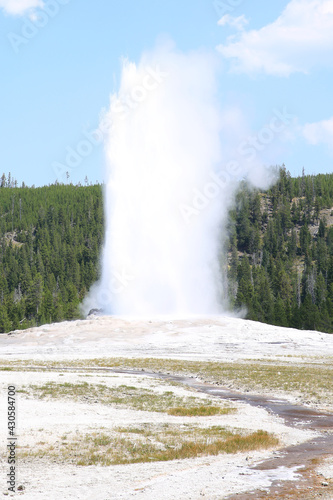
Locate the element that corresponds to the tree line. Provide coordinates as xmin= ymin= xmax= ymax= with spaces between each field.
xmin=0 ymin=183 xmax=103 ymax=332
xmin=0 ymin=167 xmax=333 ymax=333
xmin=227 ymin=167 xmax=333 ymax=332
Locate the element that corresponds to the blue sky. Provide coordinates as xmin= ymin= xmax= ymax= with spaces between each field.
xmin=0 ymin=0 xmax=332 ymax=187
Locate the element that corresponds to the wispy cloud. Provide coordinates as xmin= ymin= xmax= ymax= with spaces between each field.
xmin=218 ymin=14 xmax=248 ymax=31
xmin=217 ymin=0 xmax=333 ymax=76
xmin=302 ymin=117 xmax=333 ymax=151
xmin=0 ymin=0 xmax=44 ymax=16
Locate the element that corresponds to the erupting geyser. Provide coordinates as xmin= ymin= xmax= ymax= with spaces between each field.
xmin=83 ymin=43 xmax=270 ymax=317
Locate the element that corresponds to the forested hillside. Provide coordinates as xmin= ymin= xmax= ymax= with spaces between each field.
xmin=227 ymin=168 xmax=333 ymax=333
xmin=0 ymin=182 xmax=103 ymax=332
xmin=0 ymin=168 xmax=333 ymax=333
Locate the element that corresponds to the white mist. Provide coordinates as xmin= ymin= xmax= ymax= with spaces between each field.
xmin=83 ymin=43 xmax=271 ymax=317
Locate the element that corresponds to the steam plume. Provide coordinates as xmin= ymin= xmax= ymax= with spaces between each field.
xmin=83 ymin=43 xmax=272 ymax=317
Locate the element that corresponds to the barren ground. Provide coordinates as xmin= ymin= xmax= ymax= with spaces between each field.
xmin=0 ymin=315 xmax=332 ymax=499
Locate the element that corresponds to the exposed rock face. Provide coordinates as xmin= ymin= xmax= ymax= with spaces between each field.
xmin=87 ymin=308 xmax=104 ymax=317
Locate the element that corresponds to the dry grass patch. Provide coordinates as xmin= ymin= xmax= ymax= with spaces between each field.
xmin=22 ymin=381 xmax=235 ymax=415
xmin=18 ymin=425 xmax=279 ymax=466
xmin=86 ymin=357 xmax=332 ymax=406
xmin=1 ymin=356 xmax=332 ymax=407
xmin=168 ymin=406 xmax=232 ymax=416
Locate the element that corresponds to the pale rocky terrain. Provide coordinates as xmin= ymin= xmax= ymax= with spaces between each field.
xmin=0 ymin=315 xmax=332 ymax=499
